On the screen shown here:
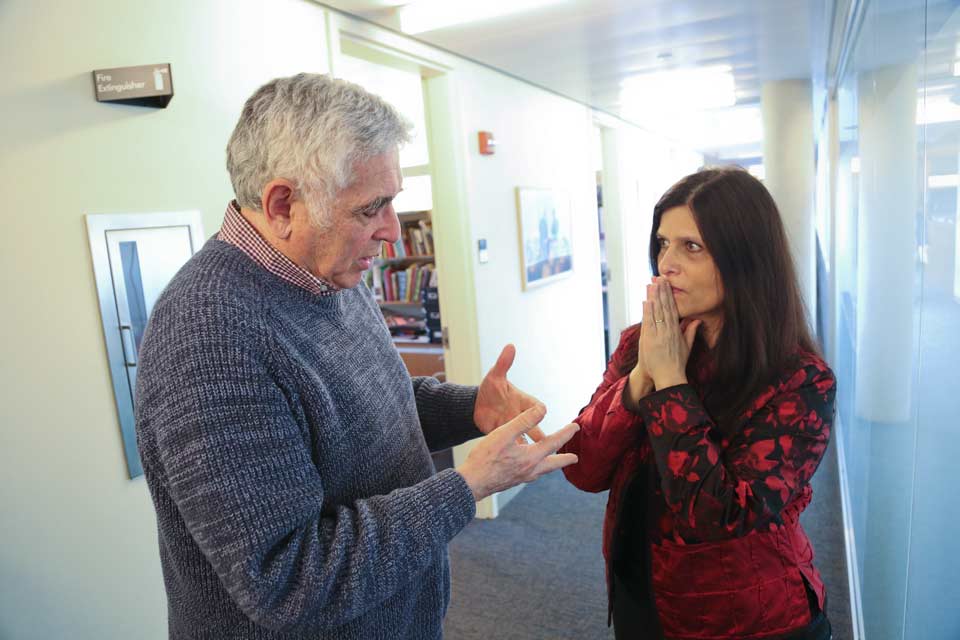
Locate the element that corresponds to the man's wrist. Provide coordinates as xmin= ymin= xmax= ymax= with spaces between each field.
xmin=456 ymin=466 xmax=485 ymax=501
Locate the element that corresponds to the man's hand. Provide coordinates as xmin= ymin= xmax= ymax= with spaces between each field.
xmin=457 ymin=405 xmax=579 ymax=501
xmin=473 ymin=344 xmax=546 ymax=442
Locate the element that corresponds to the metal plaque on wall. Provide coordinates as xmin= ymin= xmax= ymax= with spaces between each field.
xmin=92 ymin=63 xmax=173 ymax=108
xmin=86 ymin=211 xmax=204 ymax=478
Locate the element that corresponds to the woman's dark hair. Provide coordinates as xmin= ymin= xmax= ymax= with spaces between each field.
xmin=624 ymin=166 xmax=818 ymax=431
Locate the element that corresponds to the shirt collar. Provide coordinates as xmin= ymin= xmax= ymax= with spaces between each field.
xmin=217 ymin=200 xmax=340 ymax=297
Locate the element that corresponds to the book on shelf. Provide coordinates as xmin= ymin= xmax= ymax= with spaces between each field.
xmin=418 ymin=219 xmax=434 ymax=255
xmin=379 ymin=217 xmax=435 ymax=260
xmin=371 ymin=264 xmax=384 ymax=301
xmin=368 ymin=262 xmax=436 ymax=304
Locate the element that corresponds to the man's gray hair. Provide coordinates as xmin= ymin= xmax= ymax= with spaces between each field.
xmin=226 ymin=73 xmax=411 ymax=223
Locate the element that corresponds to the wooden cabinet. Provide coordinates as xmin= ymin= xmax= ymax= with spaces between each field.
xmin=395 ymin=342 xmax=445 ymax=379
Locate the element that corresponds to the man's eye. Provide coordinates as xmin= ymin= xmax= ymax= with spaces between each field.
xmin=359 ymin=198 xmax=390 ymax=218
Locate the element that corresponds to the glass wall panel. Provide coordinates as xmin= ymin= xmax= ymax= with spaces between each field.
xmin=819 ymin=1 xmax=960 ymax=637
xmin=837 ymin=3 xmax=926 ymax=634
xmin=904 ymin=4 xmax=960 ymax=638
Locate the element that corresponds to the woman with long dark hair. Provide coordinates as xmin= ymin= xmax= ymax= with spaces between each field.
xmin=562 ymin=167 xmax=835 ymax=639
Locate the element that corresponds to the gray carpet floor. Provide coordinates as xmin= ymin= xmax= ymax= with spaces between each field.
xmin=445 ymin=438 xmax=852 ymax=640
xmin=445 ymin=471 xmax=613 ymax=640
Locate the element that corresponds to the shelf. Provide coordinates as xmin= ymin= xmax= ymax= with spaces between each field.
xmin=393 ymin=337 xmax=441 ymax=350
xmin=378 ymin=301 xmax=424 ymax=308
xmin=397 ymin=209 xmax=431 ymax=220
xmin=377 ymin=255 xmax=435 ymax=265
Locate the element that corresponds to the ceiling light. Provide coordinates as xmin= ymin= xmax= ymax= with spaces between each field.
xmin=620 ymin=65 xmax=737 ymax=117
xmin=398 ymin=0 xmax=568 ymax=34
xmin=918 ymin=94 xmax=960 ymax=124
xmin=616 ymin=103 xmax=761 ymax=154
xmin=928 ymin=174 xmax=960 ymax=188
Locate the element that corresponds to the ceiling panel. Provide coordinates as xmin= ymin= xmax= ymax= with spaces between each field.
xmin=321 ymin=1 xmax=960 ymax=156
xmin=322 ymin=0 xmax=817 ymax=155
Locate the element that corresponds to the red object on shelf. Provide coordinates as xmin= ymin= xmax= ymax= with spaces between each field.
xmin=478 ymin=131 xmax=496 ymax=155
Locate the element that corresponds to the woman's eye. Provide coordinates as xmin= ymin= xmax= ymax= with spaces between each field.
xmin=686 ymin=241 xmax=703 ymax=251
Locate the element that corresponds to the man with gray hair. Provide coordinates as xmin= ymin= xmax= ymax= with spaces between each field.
xmin=134 ymin=72 xmax=578 ymax=639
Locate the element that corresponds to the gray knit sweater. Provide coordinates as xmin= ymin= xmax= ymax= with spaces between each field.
xmin=135 ymin=239 xmax=481 ymax=639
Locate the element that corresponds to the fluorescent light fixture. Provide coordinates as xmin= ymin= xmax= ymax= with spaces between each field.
xmin=620 ymin=104 xmax=761 ymax=153
xmin=398 ymin=0 xmax=567 ymax=33
xmin=918 ymin=94 xmax=960 ymax=124
xmin=928 ymin=174 xmax=960 ymax=188
xmin=620 ymin=65 xmax=737 ymax=116
xmin=850 ymin=156 xmax=860 ymax=174
xmin=617 ymin=66 xmax=747 ymax=152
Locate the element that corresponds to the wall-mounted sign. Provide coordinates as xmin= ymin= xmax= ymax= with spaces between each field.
xmin=92 ymin=64 xmax=173 ymax=108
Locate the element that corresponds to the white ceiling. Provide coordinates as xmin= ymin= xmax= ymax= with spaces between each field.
xmin=323 ymin=1 xmax=816 ymax=105
xmin=321 ymin=0 xmax=818 ymax=156
xmin=320 ymin=0 xmax=960 ymax=157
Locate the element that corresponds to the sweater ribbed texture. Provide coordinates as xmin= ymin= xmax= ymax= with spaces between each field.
xmin=135 ymin=239 xmax=480 ymax=639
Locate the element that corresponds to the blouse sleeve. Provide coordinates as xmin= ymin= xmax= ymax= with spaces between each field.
xmin=561 ymin=326 xmax=645 ymax=493
xmin=636 ymin=359 xmax=836 ymax=541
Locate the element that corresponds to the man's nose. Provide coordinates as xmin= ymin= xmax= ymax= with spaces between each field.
xmin=374 ymin=205 xmax=402 ymax=244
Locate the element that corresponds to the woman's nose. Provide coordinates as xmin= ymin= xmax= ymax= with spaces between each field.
xmin=659 ymin=250 xmax=680 ymax=275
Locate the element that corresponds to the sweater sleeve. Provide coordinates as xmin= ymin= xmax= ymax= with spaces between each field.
xmin=636 ymin=360 xmax=836 ymax=541
xmin=411 ymin=377 xmax=483 ymax=451
xmin=141 ymin=300 xmax=476 ymax=633
xmin=561 ymin=326 xmax=645 ymax=492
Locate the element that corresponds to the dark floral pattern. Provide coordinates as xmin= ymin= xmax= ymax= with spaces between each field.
xmin=563 ymin=324 xmax=835 ymax=544
xmin=638 ymin=365 xmax=832 ymax=542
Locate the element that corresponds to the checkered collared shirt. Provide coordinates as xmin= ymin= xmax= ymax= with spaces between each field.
xmin=216 ymin=201 xmax=339 ymax=296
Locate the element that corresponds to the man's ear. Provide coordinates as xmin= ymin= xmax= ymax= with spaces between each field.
xmin=261 ymin=179 xmax=298 ymax=240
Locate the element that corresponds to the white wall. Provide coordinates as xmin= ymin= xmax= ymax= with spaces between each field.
xmin=601 ymin=125 xmax=703 ymax=341
xmin=0 ymin=1 xmax=329 ymax=638
xmin=456 ymin=70 xmax=606 ymax=436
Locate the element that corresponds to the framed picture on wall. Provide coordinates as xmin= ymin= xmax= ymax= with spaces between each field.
xmin=86 ymin=211 xmax=205 ymax=479
xmin=515 ymin=187 xmax=574 ymax=290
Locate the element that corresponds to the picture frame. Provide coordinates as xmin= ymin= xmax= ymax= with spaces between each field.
xmin=515 ymin=187 xmax=574 ymax=290
xmin=86 ymin=210 xmax=205 ymax=478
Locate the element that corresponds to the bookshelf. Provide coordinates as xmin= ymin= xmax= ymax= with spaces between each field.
xmin=366 ymin=210 xmax=443 ymax=348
